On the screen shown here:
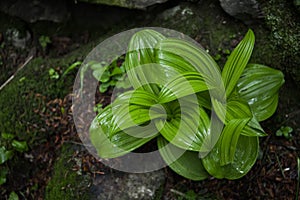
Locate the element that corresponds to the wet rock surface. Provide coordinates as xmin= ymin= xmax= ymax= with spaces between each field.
xmin=90 ymin=170 xmax=165 ymax=200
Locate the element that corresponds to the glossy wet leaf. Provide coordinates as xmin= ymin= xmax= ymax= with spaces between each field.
xmin=156 ymin=100 xmax=210 ymax=151
xmin=155 ymin=38 xmax=224 ymax=100
xmin=125 ymin=29 xmax=166 ymax=94
xmin=158 ymin=72 xmax=212 ymax=103
xmin=237 ymin=64 xmax=285 ymax=121
xmin=202 ymin=135 xmax=259 ymax=179
xmin=89 ymin=29 xmax=284 ymax=181
xmin=222 ymin=29 xmax=255 ymax=97
xmin=158 ymin=137 xmax=208 ymax=180
xmin=219 ymin=118 xmax=250 ymax=166
xmin=90 ymin=105 xmax=159 ymax=158
xmin=226 ymin=100 xmax=266 ymax=137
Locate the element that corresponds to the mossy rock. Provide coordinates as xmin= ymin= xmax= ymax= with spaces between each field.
xmin=258 ymin=0 xmax=300 ymax=86
xmin=45 ymin=144 xmax=91 ymax=200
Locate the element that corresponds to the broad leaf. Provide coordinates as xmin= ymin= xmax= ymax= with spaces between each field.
xmin=158 ymin=136 xmax=208 ymax=181
xmin=155 ymin=38 xmax=224 ymax=100
xmin=219 ymin=118 xmax=250 ymax=166
xmin=156 ymin=100 xmax=210 ymax=151
xmin=226 ymin=99 xmax=266 ymax=137
xmin=111 ymin=90 xmax=162 ymax=136
xmin=158 ymin=72 xmax=212 ymax=103
xmin=90 ymin=105 xmax=158 ymax=158
xmin=125 ymin=29 xmax=166 ymax=94
xmin=237 ymin=63 xmax=285 ymax=121
xmin=202 ymin=135 xmax=259 ymax=179
xmin=222 ymin=29 xmax=255 ymax=97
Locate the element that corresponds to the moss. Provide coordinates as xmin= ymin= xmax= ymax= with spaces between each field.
xmin=259 ymin=0 xmax=300 ymax=85
xmin=45 ymin=144 xmax=91 ymax=200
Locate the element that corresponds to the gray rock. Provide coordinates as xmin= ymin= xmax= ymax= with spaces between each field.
xmin=152 ymin=3 xmax=203 ymax=36
xmin=219 ymin=0 xmax=261 ymax=23
xmin=78 ymin=0 xmax=170 ymax=9
xmin=5 ymin=28 xmax=31 ymax=49
xmin=0 ymin=0 xmax=69 ymax=23
xmin=90 ymin=170 xmax=165 ymax=200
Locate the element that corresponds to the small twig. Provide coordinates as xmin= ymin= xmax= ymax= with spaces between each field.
xmin=0 ymin=55 xmax=33 ymax=91
xmin=275 ymin=152 xmax=286 ymax=179
xmin=170 ymin=189 xmax=188 ymax=198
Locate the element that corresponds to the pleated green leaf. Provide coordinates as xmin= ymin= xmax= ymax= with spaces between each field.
xmin=111 ymin=90 xmax=162 ymax=138
xmin=125 ymin=29 xmax=166 ymax=94
xmin=202 ymin=135 xmax=259 ymax=180
xmin=158 ymin=136 xmax=209 ymax=181
xmin=156 ymin=100 xmax=210 ymax=151
xmin=90 ymin=105 xmax=158 ymax=158
xmin=237 ymin=63 xmax=285 ymax=121
xmin=226 ymin=99 xmax=266 ymax=137
xmin=158 ymin=72 xmax=212 ymax=103
xmin=219 ymin=118 xmax=250 ymax=166
xmin=155 ymin=38 xmax=224 ymax=100
xmin=222 ymin=29 xmax=255 ymax=97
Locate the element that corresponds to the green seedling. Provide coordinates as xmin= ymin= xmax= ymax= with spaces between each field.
xmin=48 ymin=68 xmax=59 ymax=80
xmin=39 ymin=35 xmax=51 ymax=51
xmin=276 ymin=126 xmax=293 ymax=140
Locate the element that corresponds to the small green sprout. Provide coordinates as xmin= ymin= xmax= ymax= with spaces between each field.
xmin=48 ymin=68 xmax=59 ymax=80
xmin=276 ymin=126 xmax=293 ymax=140
xmin=39 ymin=35 xmax=51 ymax=51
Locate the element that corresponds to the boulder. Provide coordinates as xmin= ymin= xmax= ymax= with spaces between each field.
xmin=0 ymin=0 xmax=69 ymax=23
xmin=78 ymin=0 xmax=170 ymax=9
xmin=219 ymin=0 xmax=261 ymax=23
xmin=91 ymin=170 xmax=165 ymax=199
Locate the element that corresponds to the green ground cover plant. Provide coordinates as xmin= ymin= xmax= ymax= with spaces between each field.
xmin=89 ymin=29 xmax=284 ymax=180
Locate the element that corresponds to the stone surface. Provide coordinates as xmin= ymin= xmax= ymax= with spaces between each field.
xmin=78 ymin=0 xmax=170 ymax=9
xmin=219 ymin=0 xmax=261 ymax=23
xmin=151 ymin=2 xmax=203 ymax=37
xmin=0 ymin=0 xmax=69 ymax=23
xmin=5 ymin=28 xmax=31 ymax=49
xmin=90 ymin=170 xmax=165 ymax=200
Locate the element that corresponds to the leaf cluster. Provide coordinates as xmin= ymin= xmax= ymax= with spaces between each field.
xmin=88 ymin=56 xmax=131 ymax=93
xmin=0 ymin=133 xmax=28 ymax=185
xmin=89 ymin=29 xmax=284 ymax=180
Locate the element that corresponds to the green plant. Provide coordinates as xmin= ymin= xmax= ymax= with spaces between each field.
xmin=8 ymin=191 xmax=19 ymax=200
xmin=48 ymin=68 xmax=59 ymax=80
xmin=81 ymin=56 xmax=131 ymax=93
xmin=39 ymin=35 xmax=51 ymax=51
xmin=89 ymin=57 xmax=129 ymax=93
xmin=0 ymin=133 xmax=28 ymax=185
xmin=89 ymin=29 xmax=284 ymax=180
xmin=276 ymin=126 xmax=293 ymax=140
